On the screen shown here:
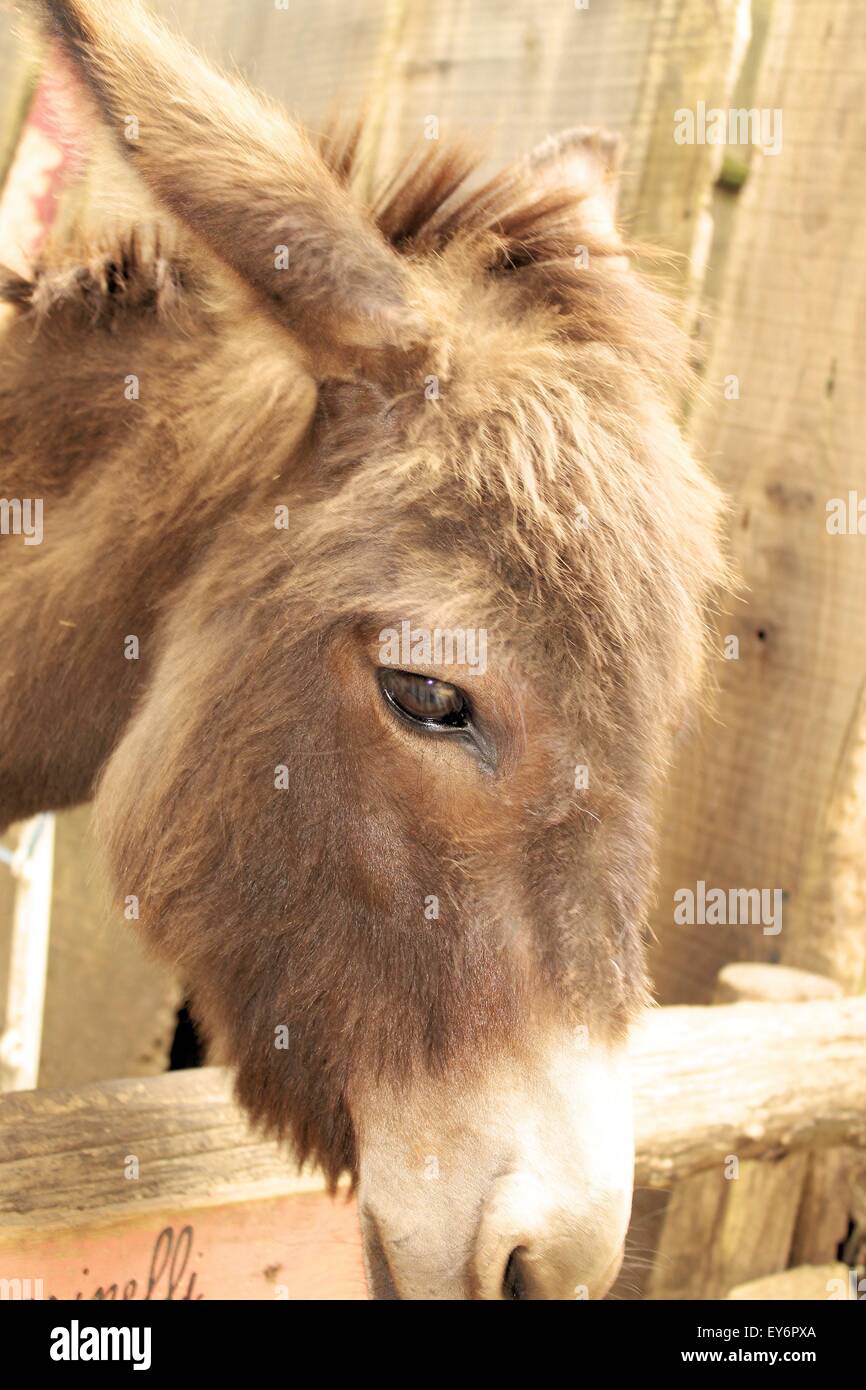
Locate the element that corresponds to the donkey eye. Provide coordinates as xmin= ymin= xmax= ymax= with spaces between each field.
xmin=378 ymin=669 xmax=469 ymax=729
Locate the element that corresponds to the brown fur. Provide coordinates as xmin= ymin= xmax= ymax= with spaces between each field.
xmin=1 ymin=0 xmax=728 ymax=1185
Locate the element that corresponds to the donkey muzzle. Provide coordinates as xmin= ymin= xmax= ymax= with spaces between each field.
xmin=353 ymin=1033 xmax=634 ymax=1300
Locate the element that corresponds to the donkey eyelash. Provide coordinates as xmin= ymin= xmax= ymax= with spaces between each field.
xmin=377 ymin=668 xmax=471 ymax=730
xmin=376 ymin=668 xmax=497 ymax=774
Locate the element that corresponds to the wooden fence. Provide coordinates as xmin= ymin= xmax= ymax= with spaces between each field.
xmin=2 ymin=998 xmax=863 ymax=1299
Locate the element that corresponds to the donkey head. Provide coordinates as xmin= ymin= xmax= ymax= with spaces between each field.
xmin=29 ymin=0 xmax=726 ymax=1297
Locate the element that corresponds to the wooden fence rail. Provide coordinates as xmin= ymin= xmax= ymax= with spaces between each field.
xmin=1 ymin=998 xmax=864 ymax=1298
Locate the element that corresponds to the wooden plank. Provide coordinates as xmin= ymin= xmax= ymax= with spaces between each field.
xmin=649 ymin=0 xmax=866 ymax=1004
xmin=620 ymin=0 xmax=750 ymax=314
xmin=0 ymin=13 xmax=35 ymax=190
xmin=728 ymin=1262 xmax=860 ymax=1300
xmin=714 ymin=962 xmax=844 ymax=1003
xmin=648 ymin=963 xmax=830 ymax=1300
xmin=631 ymin=997 xmax=866 ymax=1187
xmin=702 ymin=0 xmax=774 ymax=316
xmin=0 ymin=1069 xmax=365 ymax=1300
xmin=0 ymin=1195 xmax=366 ymax=1300
xmin=649 ymin=1152 xmax=810 ymax=1300
xmin=790 ymin=1148 xmax=859 ymax=1268
xmin=1 ymin=996 xmax=864 ymax=1221
xmin=0 ymin=1068 xmax=325 ymax=1229
xmin=791 ymin=679 xmax=866 ymax=988
xmin=37 ymin=808 xmax=181 ymax=1090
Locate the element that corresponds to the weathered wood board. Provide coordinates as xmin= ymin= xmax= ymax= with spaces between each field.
xmin=630 ymin=997 xmax=866 ymax=1189
xmin=649 ymin=1152 xmax=811 ymax=1301
xmin=728 ymin=1263 xmax=861 ymax=1301
xmin=0 ymin=10 xmax=35 ymax=188
xmin=0 ymin=1068 xmax=367 ymax=1300
xmin=649 ymin=0 xmax=866 ymax=1005
xmin=2 ymin=1197 xmax=366 ymax=1301
xmin=648 ymin=964 xmax=851 ymax=1300
xmin=37 ymin=809 xmax=181 ymax=1090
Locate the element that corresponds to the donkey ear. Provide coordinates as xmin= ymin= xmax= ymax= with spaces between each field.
xmin=23 ymin=0 xmax=428 ymax=363
xmin=527 ymin=127 xmax=623 ymax=245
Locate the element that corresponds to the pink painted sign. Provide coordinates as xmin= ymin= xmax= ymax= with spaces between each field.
xmin=0 ymin=1193 xmax=368 ymax=1301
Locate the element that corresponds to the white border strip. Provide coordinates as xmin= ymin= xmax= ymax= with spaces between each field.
xmin=0 ymin=814 xmax=55 ymax=1091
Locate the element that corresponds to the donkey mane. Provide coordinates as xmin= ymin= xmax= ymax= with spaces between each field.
xmin=4 ymin=112 xmax=719 ymax=678
xmin=6 ymin=106 xmax=683 ymax=369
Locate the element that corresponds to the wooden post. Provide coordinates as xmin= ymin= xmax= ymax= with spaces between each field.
xmin=647 ymin=963 xmax=844 ymax=1300
xmin=0 ymin=12 xmax=34 ymax=191
xmin=619 ymin=0 xmax=751 ymax=318
xmin=649 ymin=0 xmax=866 ymax=1006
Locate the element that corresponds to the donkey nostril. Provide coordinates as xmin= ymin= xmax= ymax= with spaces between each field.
xmin=502 ymin=1246 xmax=530 ymax=1300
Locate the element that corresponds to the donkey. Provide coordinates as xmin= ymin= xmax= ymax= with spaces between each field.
xmin=0 ymin=0 xmax=727 ymax=1298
